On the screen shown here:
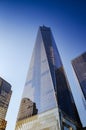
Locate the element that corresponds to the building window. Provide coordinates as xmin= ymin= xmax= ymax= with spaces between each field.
xmin=64 ymin=126 xmax=73 ymax=130
xmin=63 ymin=123 xmax=73 ymax=130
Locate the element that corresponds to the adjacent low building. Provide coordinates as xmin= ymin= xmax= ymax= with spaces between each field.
xmin=0 ymin=77 xmax=12 ymax=130
xmin=71 ymin=52 xmax=86 ymax=129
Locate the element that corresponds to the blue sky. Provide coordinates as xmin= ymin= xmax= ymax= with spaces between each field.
xmin=0 ymin=0 xmax=86 ymax=129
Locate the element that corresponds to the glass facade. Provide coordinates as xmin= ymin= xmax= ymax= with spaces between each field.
xmin=21 ymin=26 xmax=57 ymax=115
xmin=72 ymin=52 xmax=86 ymax=100
xmin=0 ymin=77 xmax=12 ymax=129
xmin=16 ymin=26 xmax=81 ymax=130
xmin=72 ymin=52 xmax=86 ymax=128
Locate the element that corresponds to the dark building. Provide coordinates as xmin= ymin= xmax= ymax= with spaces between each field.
xmin=72 ymin=52 xmax=86 ymax=100
xmin=15 ymin=26 xmax=83 ymax=130
xmin=0 ymin=77 xmax=12 ymax=130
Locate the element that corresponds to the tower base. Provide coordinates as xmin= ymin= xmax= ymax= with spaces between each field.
xmin=15 ymin=108 xmax=61 ymax=130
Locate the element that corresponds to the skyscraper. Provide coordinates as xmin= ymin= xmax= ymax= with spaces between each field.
xmin=0 ymin=77 xmax=12 ymax=130
xmin=15 ymin=26 xmax=82 ymax=130
xmin=72 ymin=52 xmax=86 ymax=100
